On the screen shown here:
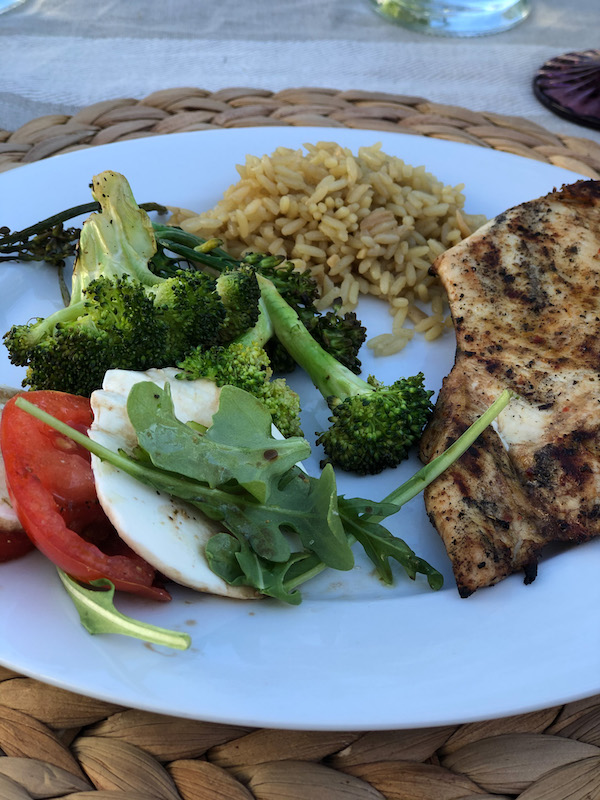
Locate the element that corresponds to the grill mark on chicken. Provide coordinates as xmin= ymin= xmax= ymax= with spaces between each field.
xmin=420 ymin=180 xmax=600 ymax=596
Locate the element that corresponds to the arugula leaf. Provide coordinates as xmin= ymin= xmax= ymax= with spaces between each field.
xmin=57 ymin=569 xmax=191 ymax=650
xmin=127 ymin=382 xmax=310 ymax=503
xmin=16 ymin=391 xmax=353 ymax=586
xmin=121 ymin=385 xmax=352 ymax=569
xmin=16 ymin=387 xmax=514 ymax=607
xmin=204 ymin=463 xmax=353 ymax=570
xmin=338 ymin=497 xmax=443 ymax=589
xmin=280 ymin=389 xmax=515 ymax=593
xmin=205 ymin=532 xmax=308 ymax=605
xmin=253 ymin=463 xmax=352 ymax=568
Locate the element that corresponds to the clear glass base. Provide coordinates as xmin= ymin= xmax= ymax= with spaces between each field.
xmin=371 ymin=0 xmax=531 ymax=37
xmin=0 ymin=0 xmax=27 ymax=13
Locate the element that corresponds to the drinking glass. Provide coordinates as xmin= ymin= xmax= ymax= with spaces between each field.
xmin=0 ymin=0 xmax=27 ymax=12
xmin=370 ymin=0 xmax=531 ymax=37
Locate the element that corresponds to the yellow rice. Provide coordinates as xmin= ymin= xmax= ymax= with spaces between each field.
xmin=170 ymin=142 xmax=486 ymax=354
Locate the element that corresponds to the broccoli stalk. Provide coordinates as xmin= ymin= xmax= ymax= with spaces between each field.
xmin=69 ymin=171 xmax=165 ymax=304
xmin=177 ymin=299 xmax=303 ymax=438
xmin=257 ymin=274 xmax=434 ymax=475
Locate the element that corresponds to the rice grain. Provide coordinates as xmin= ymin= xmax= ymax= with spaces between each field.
xmin=173 ymin=142 xmax=486 ymax=353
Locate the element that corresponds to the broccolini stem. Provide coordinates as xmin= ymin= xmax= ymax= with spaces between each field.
xmin=256 ymin=274 xmax=369 ymax=401
xmin=381 ymin=388 xmax=514 ymax=511
xmin=153 ymin=227 xmax=236 ymax=273
xmin=153 ymin=225 xmax=237 ymax=265
xmin=0 ymin=202 xmax=168 ymax=250
xmin=0 ymin=203 xmax=100 ymax=248
xmin=153 ymin=225 xmax=288 ymax=277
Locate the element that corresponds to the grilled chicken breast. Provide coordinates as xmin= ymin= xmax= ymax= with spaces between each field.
xmin=419 ymin=179 xmax=600 ymax=596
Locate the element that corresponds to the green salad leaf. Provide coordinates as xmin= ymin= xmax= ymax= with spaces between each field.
xmin=205 ymin=533 xmax=310 ymax=604
xmin=127 ymin=382 xmax=310 ymax=503
xmin=57 ymin=569 xmax=191 ymax=650
xmin=17 ymin=385 xmax=514 ymax=606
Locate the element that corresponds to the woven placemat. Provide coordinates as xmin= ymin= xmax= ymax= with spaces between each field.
xmin=2 ymin=86 xmax=600 ymax=177
xmin=1 ymin=87 xmax=600 ymax=799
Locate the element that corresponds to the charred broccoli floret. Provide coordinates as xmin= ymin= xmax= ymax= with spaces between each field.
xmin=4 ymin=269 xmax=231 ymax=397
xmin=214 ymin=264 xmax=261 ymax=343
xmin=177 ymin=303 xmax=303 ymax=439
xmin=257 ymin=274 xmax=434 ymax=475
xmin=308 ymin=304 xmax=367 ymax=374
xmin=69 ymin=170 xmax=162 ymax=304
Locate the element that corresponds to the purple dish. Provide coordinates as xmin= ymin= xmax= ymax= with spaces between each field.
xmin=533 ymin=49 xmax=600 ymax=131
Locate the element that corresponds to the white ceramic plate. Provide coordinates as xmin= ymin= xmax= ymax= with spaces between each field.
xmin=0 ymin=128 xmax=597 ymax=731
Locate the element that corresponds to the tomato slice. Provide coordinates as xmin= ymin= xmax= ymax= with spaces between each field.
xmin=1 ymin=391 xmax=170 ymax=601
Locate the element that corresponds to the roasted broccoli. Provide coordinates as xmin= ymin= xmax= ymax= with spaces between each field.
xmin=257 ymin=274 xmax=434 ymax=475
xmin=151 ymin=226 xmax=367 ymax=373
xmin=3 ymin=192 xmax=366 ymax=379
xmin=5 ymin=277 xmax=164 ymax=396
xmin=3 ymin=171 xmax=259 ymax=396
xmin=177 ymin=302 xmax=303 ymax=438
xmin=214 ymin=264 xmax=261 ymax=343
xmin=150 ymin=270 xmax=226 ymax=363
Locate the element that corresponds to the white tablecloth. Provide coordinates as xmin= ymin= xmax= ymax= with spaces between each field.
xmin=1 ymin=0 xmax=599 ymax=145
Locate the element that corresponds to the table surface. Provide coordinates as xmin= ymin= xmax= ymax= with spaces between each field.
xmin=1 ymin=0 xmax=599 ymax=144
xmin=1 ymin=4 xmax=600 ymax=798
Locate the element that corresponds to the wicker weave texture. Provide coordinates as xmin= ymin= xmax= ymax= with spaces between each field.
xmin=1 ymin=87 xmax=600 ymax=178
xmin=0 ymin=668 xmax=599 ymax=800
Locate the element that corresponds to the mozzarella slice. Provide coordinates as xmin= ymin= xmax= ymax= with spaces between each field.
xmin=89 ymin=368 xmax=258 ymax=599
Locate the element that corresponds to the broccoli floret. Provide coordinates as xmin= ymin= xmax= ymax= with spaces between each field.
xmin=150 ymin=229 xmax=366 ymax=373
xmin=3 ymin=172 xmax=237 ymax=395
xmin=215 ymin=264 xmax=261 ymax=343
xmin=178 ymin=341 xmax=302 ymax=439
xmin=7 ymin=276 xmax=168 ymax=396
xmin=257 ymin=274 xmax=434 ymax=475
xmin=177 ymin=303 xmax=303 ymax=439
xmin=5 ymin=270 xmax=231 ymax=396
xmin=19 ymin=326 xmax=120 ymax=396
xmin=179 ymin=340 xmax=268 ymax=391
xmin=4 ymin=300 xmax=88 ymax=365
xmin=316 ymin=373 xmax=433 ymax=475
xmin=258 ymin=377 xmax=303 ymax=440
xmin=84 ymin=276 xmax=160 ymax=339
xmin=307 ymin=304 xmax=366 ymax=374
xmin=253 ymin=258 xmax=320 ymax=308
xmin=151 ymin=270 xmax=226 ymax=363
